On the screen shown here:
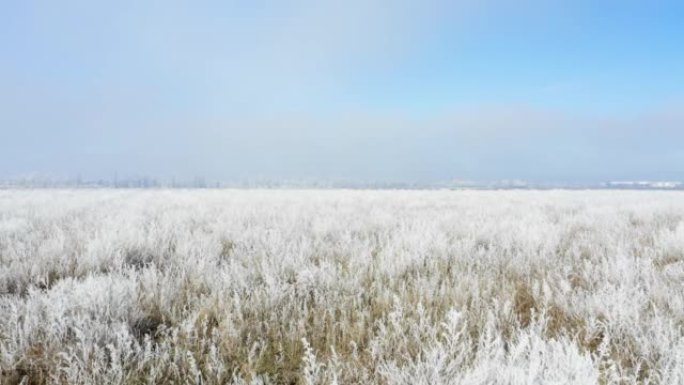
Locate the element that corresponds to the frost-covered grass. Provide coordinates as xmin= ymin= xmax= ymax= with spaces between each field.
xmin=1 ymin=189 xmax=684 ymax=384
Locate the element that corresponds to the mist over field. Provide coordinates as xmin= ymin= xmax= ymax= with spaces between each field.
xmin=2 ymin=189 xmax=684 ymax=384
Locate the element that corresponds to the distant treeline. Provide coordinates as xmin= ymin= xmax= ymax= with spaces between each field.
xmin=1 ymin=177 xmax=682 ymax=190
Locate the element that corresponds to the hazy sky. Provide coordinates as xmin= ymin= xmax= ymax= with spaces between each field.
xmin=1 ymin=0 xmax=683 ymax=183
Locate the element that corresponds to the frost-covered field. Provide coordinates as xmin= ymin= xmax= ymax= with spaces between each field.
xmin=1 ymin=189 xmax=684 ymax=385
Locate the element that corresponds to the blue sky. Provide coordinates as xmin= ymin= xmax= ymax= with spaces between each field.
xmin=1 ymin=0 xmax=683 ymax=183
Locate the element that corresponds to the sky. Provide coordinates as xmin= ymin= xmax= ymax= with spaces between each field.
xmin=1 ymin=0 xmax=683 ymax=184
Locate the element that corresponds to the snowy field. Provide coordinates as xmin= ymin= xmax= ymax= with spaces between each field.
xmin=1 ymin=189 xmax=684 ymax=385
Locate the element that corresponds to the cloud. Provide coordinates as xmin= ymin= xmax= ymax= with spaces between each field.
xmin=1 ymin=1 xmax=682 ymax=182
xmin=2 ymin=0 xmax=520 ymax=109
xmin=2 ymin=77 xmax=682 ymax=182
